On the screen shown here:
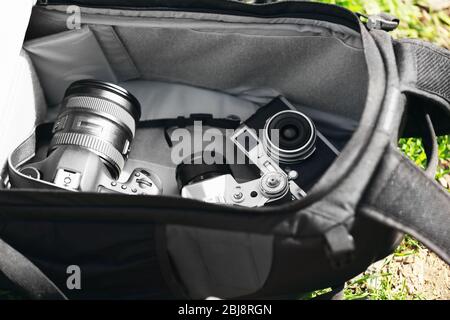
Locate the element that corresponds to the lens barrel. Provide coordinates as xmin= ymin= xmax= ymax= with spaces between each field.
xmin=262 ymin=110 xmax=316 ymax=164
xmin=176 ymin=151 xmax=231 ymax=191
xmin=49 ymin=80 xmax=141 ymax=178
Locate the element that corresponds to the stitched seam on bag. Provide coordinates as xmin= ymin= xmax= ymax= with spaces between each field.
xmin=247 ymin=234 xmax=263 ymax=285
xmin=24 ymin=26 xmax=90 ymax=48
xmin=43 ymin=6 xmax=359 ymax=32
xmin=109 ymin=26 xmax=140 ymax=78
xmin=186 ymin=30 xmax=363 ymax=50
xmin=411 ymin=43 xmax=418 ymax=86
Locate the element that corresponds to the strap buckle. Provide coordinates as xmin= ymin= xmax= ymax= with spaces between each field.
xmin=190 ymin=113 xmax=213 ymax=122
xmin=324 ymin=225 xmax=355 ymax=269
xmin=361 ymin=12 xmax=399 ymax=31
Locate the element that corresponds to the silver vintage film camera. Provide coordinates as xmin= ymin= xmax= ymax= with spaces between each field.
xmin=176 ymin=97 xmax=339 ymax=207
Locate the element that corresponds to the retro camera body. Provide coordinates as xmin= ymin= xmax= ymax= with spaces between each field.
xmin=177 ymin=97 xmax=339 ymax=207
xmin=235 ymin=97 xmax=340 ymax=193
xmin=176 ymin=151 xmax=295 ymax=207
xmin=16 ymin=80 xmax=162 ymax=195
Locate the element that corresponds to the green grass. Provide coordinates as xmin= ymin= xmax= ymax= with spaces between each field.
xmin=399 ymin=136 xmax=450 ymax=177
xmin=344 ymin=235 xmax=426 ymax=300
xmin=308 ymin=235 xmax=427 ymax=300
xmin=344 ymin=269 xmax=415 ymax=300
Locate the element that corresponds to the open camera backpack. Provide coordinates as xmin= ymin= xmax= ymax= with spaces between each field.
xmin=0 ymin=0 xmax=449 ymax=300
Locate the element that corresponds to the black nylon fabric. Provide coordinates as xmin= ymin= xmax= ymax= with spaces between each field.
xmin=246 ymin=214 xmax=402 ymax=298
xmin=359 ymin=37 xmax=450 ymax=264
xmin=291 ymin=28 xmax=393 ymax=259
xmin=413 ymin=41 xmax=450 ymax=103
xmin=361 ymin=144 xmax=450 ymax=264
xmin=0 ymin=238 xmax=66 ymax=300
xmin=394 ymin=39 xmax=450 ymax=136
xmin=0 ymin=220 xmax=174 ymax=299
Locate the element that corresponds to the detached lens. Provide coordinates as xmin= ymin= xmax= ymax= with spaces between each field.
xmin=263 ymin=110 xmax=316 ymax=163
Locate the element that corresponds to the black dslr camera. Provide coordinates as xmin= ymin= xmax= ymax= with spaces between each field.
xmin=14 ymin=80 xmax=162 ymax=195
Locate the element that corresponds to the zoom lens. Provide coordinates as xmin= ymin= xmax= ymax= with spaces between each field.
xmin=262 ymin=110 xmax=316 ymax=164
xmin=49 ymin=80 xmax=141 ymax=178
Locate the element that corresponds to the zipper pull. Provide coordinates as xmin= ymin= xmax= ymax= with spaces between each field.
xmin=359 ymin=12 xmax=399 ymax=31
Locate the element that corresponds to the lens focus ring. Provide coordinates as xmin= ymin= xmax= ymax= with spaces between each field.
xmin=49 ymin=80 xmax=141 ymax=179
xmin=66 ymin=96 xmax=136 ymax=137
xmin=263 ymin=110 xmax=316 ymax=164
xmin=51 ymin=132 xmax=125 ymax=173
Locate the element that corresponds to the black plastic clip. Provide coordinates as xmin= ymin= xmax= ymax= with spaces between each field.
xmin=361 ymin=12 xmax=399 ymax=31
xmin=190 ymin=113 xmax=214 ymax=122
xmin=324 ymin=224 xmax=355 ymax=269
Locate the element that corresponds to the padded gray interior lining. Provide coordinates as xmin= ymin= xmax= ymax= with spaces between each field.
xmin=24 ymin=27 xmax=117 ymax=108
xmin=0 ymin=51 xmax=47 ymax=178
xmin=26 ymin=7 xmax=367 ymax=120
xmin=120 ymin=80 xmax=260 ymax=121
xmin=122 ymin=79 xmax=260 ymax=192
xmin=114 ymin=26 xmax=366 ymax=120
xmin=91 ymin=25 xmax=141 ymax=81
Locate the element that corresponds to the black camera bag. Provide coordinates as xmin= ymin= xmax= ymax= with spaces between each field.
xmin=0 ymin=0 xmax=448 ymax=299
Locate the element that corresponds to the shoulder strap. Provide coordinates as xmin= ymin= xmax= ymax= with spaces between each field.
xmin=360 ymin=143 xmax=449 ymax=264
xmin=0 ymin=237 xmax=67 ymax=300
xmin=394 ymin=39 xmax=450 ymax=136
xmin=361 ymin=39 xmax=450 ymax=264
